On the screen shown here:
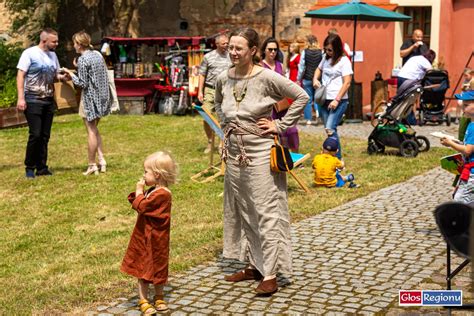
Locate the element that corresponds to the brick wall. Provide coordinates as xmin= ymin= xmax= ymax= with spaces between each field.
xmin=139 ymin=0 xmax=315 ymax=46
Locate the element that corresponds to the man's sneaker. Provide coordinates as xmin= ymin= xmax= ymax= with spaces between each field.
xmin=36 ymin=168 xmax=53 ymax=176
xmin=25 ymin=169 xmax=35 ymax=179
xmin=346 ymin=173 xmax=355 ymax=182
xmin=348 ymin=182 xmax=360 ymax=189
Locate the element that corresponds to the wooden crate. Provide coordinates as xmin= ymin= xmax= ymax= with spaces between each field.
xmin=0 ymin=106 xmax=27 ymax=129
xmin=118 ymin=97 xmax=145 ymax=115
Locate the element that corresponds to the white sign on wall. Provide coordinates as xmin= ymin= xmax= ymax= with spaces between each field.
xmin=353 ymin=51 xmax=364 ymax=62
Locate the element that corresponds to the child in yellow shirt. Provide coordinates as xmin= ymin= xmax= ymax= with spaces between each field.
xmin=312 ymin=137 xmax=357 ymax=188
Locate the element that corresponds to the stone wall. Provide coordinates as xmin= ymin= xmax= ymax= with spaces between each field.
xmin=176 ymin=0 xmax=314 ymax=44
xmin=0 ymin=0 xmax=316 ymax=46
xmin=0 ymin=3 xmax=14 ymax=42
xmin=137 ymin=0 xmax=314 ymax=46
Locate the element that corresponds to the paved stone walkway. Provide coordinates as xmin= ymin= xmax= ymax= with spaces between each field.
xmin=299 ymin=120 xmax=459 ymax=148
xmin=87 ymin=167 xmax=473 ymax=315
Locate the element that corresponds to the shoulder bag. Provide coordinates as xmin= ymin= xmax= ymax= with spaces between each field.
xmin=270 ymin=135 xmax=294 ymax=172
xmin=314 ymin=83 xmax=327 ymax=106
xmin=314 ymin=59 xmax=337 ymax=106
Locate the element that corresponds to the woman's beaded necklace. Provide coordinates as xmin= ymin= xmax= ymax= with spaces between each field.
xmin=233 ymin=65 xmax=254 ymax=110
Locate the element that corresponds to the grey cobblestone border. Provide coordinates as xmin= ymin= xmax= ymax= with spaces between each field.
xmin=86 ymin=168 xmax=474 ymax=314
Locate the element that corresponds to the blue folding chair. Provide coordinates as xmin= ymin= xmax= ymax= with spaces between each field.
xmin=191 ymin=104 xmax=225 ymax=183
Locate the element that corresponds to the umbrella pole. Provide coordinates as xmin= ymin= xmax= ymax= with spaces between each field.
xmin=272 ymin=0 xmax=276 ymax=38
xmin=347 ymin=15 xmax=362 ymax=123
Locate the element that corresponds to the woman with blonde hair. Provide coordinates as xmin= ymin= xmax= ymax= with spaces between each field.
xmin=297 ymin=35 xmax=323 ymax=125
xmin=63 ymin=31 xmax=111 ymax=175
xmin=286 ymin=42 xmax=301 ymax=82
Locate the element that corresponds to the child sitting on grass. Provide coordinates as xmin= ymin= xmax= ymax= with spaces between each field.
xmin=312 ymin=137 xmax=358 ymax=188
xmin=121 ymin=151 xmax=178 ymax=315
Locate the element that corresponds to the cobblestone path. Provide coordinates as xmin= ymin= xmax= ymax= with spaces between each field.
xmin=299 ymin=120 xmax=459 ymax=148
xmin=88 ymin=168 xmax=471 ymax=315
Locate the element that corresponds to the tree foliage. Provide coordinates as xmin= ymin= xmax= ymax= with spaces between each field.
xmin=0 ymin=41 xmax=23 ymax=107
xmin=1 ymin=0 xmax=145 ymax=41
xmin=1 ymin=0 xmax=59 ymax=41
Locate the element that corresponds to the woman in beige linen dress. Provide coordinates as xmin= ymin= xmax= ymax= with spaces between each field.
xmin=214 ymin=28 xmax=308 ymax=295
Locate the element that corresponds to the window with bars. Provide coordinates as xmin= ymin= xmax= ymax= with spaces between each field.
xmin=402 ymin=6 xmax=432 ymax=48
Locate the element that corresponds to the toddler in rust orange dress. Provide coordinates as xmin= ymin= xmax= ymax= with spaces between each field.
xmin=121 ymin=151 xmax=177 ymax=314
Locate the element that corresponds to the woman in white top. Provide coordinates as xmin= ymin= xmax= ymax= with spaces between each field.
xmin=313 ymin=34 xmax=353 ymax=159
xmin=397 ymin=49 xmax=436 ymax=89
xmin=397 ymin=49 xmax=436 ymax=125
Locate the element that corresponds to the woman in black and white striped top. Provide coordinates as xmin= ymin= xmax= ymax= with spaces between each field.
xmin=64 ymin=31 xmax=111 ymax=176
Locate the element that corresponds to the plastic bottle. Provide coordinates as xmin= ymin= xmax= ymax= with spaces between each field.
xmin=118 ymin=45 xmax=127 ymax=63
xmin=134 ymin=44 xmax=144 ymax=78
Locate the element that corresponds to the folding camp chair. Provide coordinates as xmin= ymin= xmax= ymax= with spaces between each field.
xmin=191 ymin=104 xmax=225 ymax=183
xmin=288 ymin=152 xmax=311 ymax=193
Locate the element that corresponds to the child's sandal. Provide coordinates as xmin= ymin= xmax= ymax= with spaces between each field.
xmin=138 ymin=298 xmax=157 ymax=315
xmin=153 ymin=296 xmax=169 ymax=312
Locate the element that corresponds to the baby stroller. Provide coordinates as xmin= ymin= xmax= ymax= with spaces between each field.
xmin=368 ymin=80 xmax=430 ymax=157
xmin=418 ymin=69 xmax=450 ymax=126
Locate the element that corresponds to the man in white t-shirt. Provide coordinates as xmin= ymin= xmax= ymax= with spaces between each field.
xmin=17 ymin=28 xmax=68 ymax=178
xmin=396 ymin=49 xmax=436 ymax=125
xmin=397 ymin=49 xmax=436 ymax=88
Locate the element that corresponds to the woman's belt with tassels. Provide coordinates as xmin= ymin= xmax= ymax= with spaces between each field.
xmin=221 ymin=120 xmax=273 ymax=167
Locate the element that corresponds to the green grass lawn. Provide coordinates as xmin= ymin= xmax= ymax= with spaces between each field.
xmin=0 ymin=113 xmax=451 ymax=313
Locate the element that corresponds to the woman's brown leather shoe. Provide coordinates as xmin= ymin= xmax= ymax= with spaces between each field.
xmin=255 ymin=278 xmax=278 ymax=294
xmin=224 ymin=268 xmax=263 ymax=282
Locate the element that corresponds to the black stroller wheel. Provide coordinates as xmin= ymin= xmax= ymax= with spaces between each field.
xmin=400 ymin=139 xmax=419 ymax=157
xmin=446 ymin=113 xmax=451 ymax=126
xmin=367 ymin=140 xmax=384 ymax=155
xmin=367 ymin=142 xmax=377 ymax=155
xmin=415 ymin=135 xmax=430 ymax=152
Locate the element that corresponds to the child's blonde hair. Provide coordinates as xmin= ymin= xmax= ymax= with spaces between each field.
xmin=144 ymin=151 xmax=178 ymax=187
xmin=290 ymin=42 xmax=300 ymax=54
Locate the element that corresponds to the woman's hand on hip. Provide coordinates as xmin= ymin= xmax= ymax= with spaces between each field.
xmin=257 ymin=118 xmax=277 ymax=135
xmin=328 ymin=100 xmax=339 ymax=110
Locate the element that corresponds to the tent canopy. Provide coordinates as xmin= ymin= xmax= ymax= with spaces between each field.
xmin=305 ymin=0 xmax=411 ymax=22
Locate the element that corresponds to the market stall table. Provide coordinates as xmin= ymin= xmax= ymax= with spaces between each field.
xmin=101 ymin=36 xmax=214 ymax=114
xmin=115 ymin=78 xmax=159 ymax=114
